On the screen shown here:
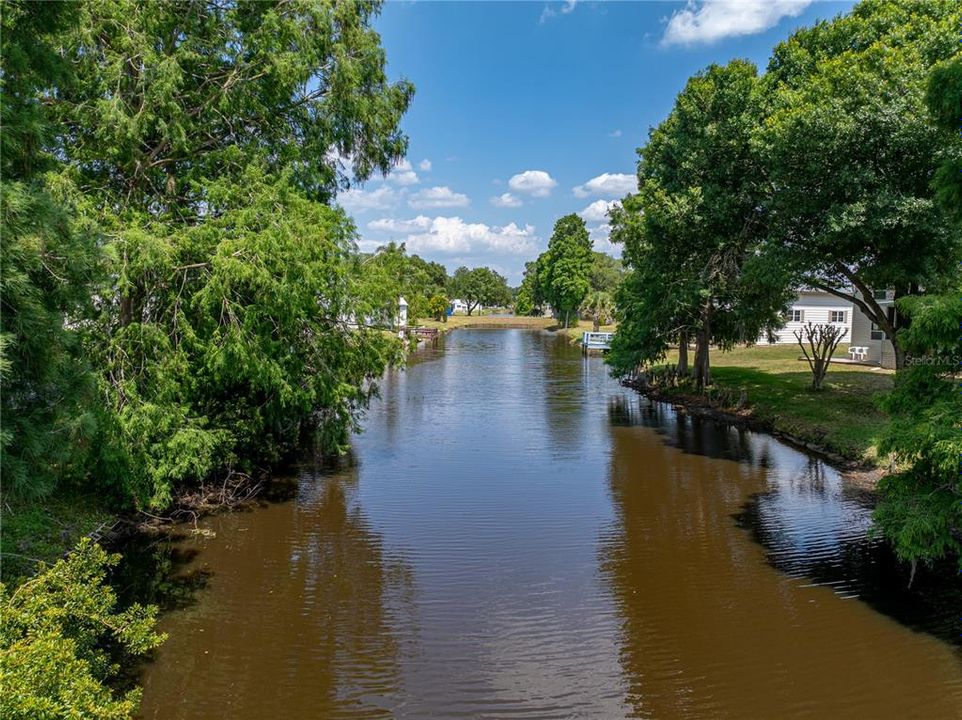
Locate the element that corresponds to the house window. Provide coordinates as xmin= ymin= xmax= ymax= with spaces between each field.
xmin=872 ymin=289 xmax=888 ymax=300
xmin=870 ymin=322 xmax=886 ymax=341
xmin=786 ymin=309 xmax=803 ymax=323
xmin=829 ymin=310 xmax=846 ymax=323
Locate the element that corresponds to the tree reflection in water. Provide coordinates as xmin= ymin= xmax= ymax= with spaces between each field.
xmin=132 ymin=457 xmax=417 ymax=720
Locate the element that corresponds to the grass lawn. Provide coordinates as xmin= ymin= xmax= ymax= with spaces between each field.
xmin=660 ymin=344 xmax=893 ymax=463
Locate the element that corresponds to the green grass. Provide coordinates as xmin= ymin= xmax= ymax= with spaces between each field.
xmin=659 ymin=344 xmax=893 ymax=463
xmin=1 ymin=492 xmax=114 ymax=583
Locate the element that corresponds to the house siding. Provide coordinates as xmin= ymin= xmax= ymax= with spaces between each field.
xmin=848 ymin=289 xmax=897 ymax=368
xmin=765 ymin=291 xmax=853 ymax=345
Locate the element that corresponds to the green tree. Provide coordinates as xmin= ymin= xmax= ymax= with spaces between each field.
xmin=589 ymin=252 xmax=624 ymax=294
xmin=448 ymin=266 xmax=511 ymax=315
xmin=514 ymin=260 xmax=543 ymax=316
xmin=0 ymin=540 xmax=165 ymax=720
xmin=427 ymin=294 xmax=449 ymax=322
xmin=580 ymin=291 xmax=615 ymax=332
xmin=33 ymin=0 xmax=413 ymax=507
xmin=0 ymin=1 xmax=101 ymax=498
xmin=873 ymin=282 xmax=962 ymax=577
xmin=761 ymin=0 xmax=962 ymax=368
xmin=925 ymin=55 xmax=962 ymax=224
xmin=610 ymin=61 xmax=790 ymax=387
xmin=541 ymin=214 xmax=592 ymax=329
xmin=871 ymin=48 xmax=962 ymax=576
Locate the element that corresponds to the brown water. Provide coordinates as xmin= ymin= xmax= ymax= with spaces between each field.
xmin=126 ymin=329 xmax=962 ymax=719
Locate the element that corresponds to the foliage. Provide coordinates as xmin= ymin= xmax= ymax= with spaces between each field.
xmin=0 ymin=1 xmax=102 ymax=499
xmin=0 ymin=540 xmax=165 ymax=720
xmin=589 ymin=252 xmax=624 ymax=294
xmin=53 ymin=0 xmax=413 ymax=209
xmin=0 ymin=0 xmax=414 ymax=509
xmin=580 ymin=291 xmax=615 ymax=332
xmin=610 ymin=60 xmax=792 ymax=385
xmin=761 ymin=0 xmax=962 ymax=366
xmin=427 ymin=294 xmax=449 ymax=322
xmin=514 ymin=260 xmax=543 ymax=316
xmin=540 ymin=214 xmax=592 ymax=328
xmin=874 ymin=282 xmax=962 ymax=573
xmin=925 ymin=55 xmax=962 ymax=223
xmin=448 ymin=266 xmax=511 ymax=315
xmin=89 ymin=170 xmax=402 ymax=509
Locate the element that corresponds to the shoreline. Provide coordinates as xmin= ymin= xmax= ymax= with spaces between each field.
xmin=623 ymin=379 xmax=884 ymax=494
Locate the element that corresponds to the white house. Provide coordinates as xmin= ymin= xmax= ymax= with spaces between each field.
xmin=766 ymin=287 xmax=897 ymax=368
xmin=449 ymin=298 xmax=480 ymax=315
xmin=766 ymin=289 xmax=854 ymax=344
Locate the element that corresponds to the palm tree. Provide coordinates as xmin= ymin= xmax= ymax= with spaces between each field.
xmin=580 ymin=290 xmax=614 ymax=332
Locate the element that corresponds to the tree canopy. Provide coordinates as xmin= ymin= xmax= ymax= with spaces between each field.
xmin=540 ymin=214 xmax=593 ymax=328
xmin=448 ymin=266 xmax=511 ymax=315
xmin=760 ymin=0 xmax=962 ymax=367
xmin=609 ymin=60 xmax=792 ymax=385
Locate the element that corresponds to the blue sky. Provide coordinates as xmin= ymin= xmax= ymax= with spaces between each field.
xmin=338 ymin=0 xmax=856 ymax=284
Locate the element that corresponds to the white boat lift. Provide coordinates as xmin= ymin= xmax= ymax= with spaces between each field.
xmin=581 ymin=331 xmax=614 ymax=354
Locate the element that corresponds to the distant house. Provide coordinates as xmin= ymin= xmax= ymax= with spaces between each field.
xmin=448 ymin=298 xmax=480 ymax=315
xmin=766 ymin=287 xmax=896 ymax=368
xmin=767 ymin=289 xmax=854 ymax=345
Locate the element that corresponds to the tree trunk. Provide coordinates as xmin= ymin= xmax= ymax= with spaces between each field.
xmin=678 ymin=330 xmax=689 ymax=376
xmin=593 ymin=317 xmax=600 ymax=332
xmin=564 ymin=309 xmax=569 ymax=329
xmin=813 ymin=264 xmax=907 ymax=368
xmin=694 ymin=304 xmax=712 ymax=389
xmin=812 ymin=359 xmax=825 ymax=390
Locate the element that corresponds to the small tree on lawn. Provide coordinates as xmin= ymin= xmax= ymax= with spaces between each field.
xmin=793 ymin=322 xmax=848 ymax=390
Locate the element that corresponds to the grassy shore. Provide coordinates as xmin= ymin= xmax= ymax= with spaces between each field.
xmin=655 ymin=344 xmax=893 ymax=464
xmin=415 ymin=313 xmax=615 ymax=336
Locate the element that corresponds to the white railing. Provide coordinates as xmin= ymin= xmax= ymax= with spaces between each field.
xmin=582 ymin=332 xmax=614 ymax=348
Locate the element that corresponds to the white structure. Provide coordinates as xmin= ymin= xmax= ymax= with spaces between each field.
xmin=767 ymin=289 xmax=853 ymax=344
xmin=397 ymin=296 xmax=408 ymax=328
xmin=766 ymin=287 xmax=897 ymax=368
xmin=449 ymin=298 xmax=480 ymax=315
xmin=849 ymin=288 xmax=897 ymax=368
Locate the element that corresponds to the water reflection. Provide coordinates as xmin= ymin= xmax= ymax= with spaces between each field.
xmin=127 ymin=330 xmax=962 ymax=719
xmin=133 ymin=460 xmax=417 ymax=719
xmin=600 ymin=394 xmax=962 ymax=717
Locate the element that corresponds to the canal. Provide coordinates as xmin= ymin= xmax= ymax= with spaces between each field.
xmin=126 ymin=329 xmax=962 ymax=718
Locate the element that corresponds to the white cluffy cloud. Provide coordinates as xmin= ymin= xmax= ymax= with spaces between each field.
xmin=573 ymin=172 xmax=636 ymax=199
xmin=418 ymin=159 xmax=432 ymax=171
xmin=588 ymin=222 xmax=622 ymax=257
xmin=490 ymin=192 xmax=523 ymax=208
xmin=663 ymin=0 xmax=812 ymax=46
xmin=390 ymin=216 xmax=537 ymax=255
xmin=338 ymin=185 xmax=398 ymax=212
xmin=386 ymin=159 xmax=419 ymax=186
xmin=608 ymin=129 xmax=623 ymax=138
xmin=579 ymin=199 xmax=621 ymax=223
xmin=508 ymin=170 xmax=557 ymax=198
xmin=367 ymin=216 xmax=433 ymax=233
xmin=408 ymin=186 xmax=470 ymax=209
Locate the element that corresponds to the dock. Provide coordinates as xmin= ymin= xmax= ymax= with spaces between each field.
xmin=582 ymin=331 xmax=614 ymax=354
